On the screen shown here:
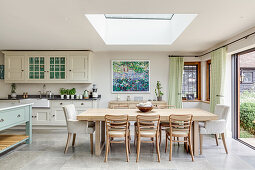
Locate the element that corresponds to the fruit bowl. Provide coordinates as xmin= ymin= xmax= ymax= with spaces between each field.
xmin=137 ymin=106 xmax=153 ymax=112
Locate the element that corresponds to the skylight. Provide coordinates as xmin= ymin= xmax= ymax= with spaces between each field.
xmin=85 ymin=14 xmax=197 ymax=45
xmin=104 ymin=14 xmax=174 ymax=20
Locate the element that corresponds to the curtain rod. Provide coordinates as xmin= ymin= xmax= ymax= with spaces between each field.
xmin=169 ymin=31 xmax=255 ymax=58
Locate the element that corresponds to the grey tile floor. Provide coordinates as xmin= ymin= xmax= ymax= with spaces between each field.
xmin=0 ymin=128 xmax=255 ymax=170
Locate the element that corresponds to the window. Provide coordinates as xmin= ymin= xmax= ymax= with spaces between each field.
xmin=182 ymin=62 xmax=201 ymax=100
xmin=206 ymin=60 xmax=211 ymax=101
xmin=241 ymin=70 xmax=253 ymax=83
xmin=104 ymin=14 xmax=174 ymax=20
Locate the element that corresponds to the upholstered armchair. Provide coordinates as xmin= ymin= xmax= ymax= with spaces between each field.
xmin=62 ymin=104 xmax=95 ymax=154
xmin=199 ymin=104 xmax=230 ymax=154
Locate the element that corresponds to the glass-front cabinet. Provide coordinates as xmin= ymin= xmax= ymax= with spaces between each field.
xmin=49 ymin=57 xmax=66 ymax=80
xmin=29 ymin=56 xmax=45 ymax=80
xmin=28 ymin=56 xmax=66 ymax=81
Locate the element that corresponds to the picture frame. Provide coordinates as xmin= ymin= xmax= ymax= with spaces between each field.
xmin=111 ymin=60 xmax=150 ymax=93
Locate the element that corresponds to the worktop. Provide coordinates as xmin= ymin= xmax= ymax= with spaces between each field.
xmin=0 ymin=103 xmax=33 ymax=111
xmin=0 ymin=95 xmax=101 ymax=101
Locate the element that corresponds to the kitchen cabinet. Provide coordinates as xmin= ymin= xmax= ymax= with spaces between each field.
xmin=4 ymin=55 xmax=25 ymax=82
xmin=2 ymin=51 xmax=93 ymax=83
xmin=30 ymin=100 xmax=96 ymax=126
xmin=51 ymin=108 xmax=66 ymax=125
xmin=69 ymin=55 xmax=91 ymax=82
xmin=32 ymin=109 xmax=50 ymax=125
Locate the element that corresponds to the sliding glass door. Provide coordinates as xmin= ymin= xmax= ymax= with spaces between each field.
xmin=233 ymin=48 xmax=255 ymax=148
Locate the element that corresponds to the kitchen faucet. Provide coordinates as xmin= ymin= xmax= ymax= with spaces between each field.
xmin=38 ymin=84 xmax=48 ymax=98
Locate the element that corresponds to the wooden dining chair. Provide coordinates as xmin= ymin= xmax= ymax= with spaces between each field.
xmin=136 ymin=114 xmax=160 ymax=162
xmin=165 ymin=114 xmax=194 ymax=161
xmin=105 ymin=114 xmax=130 ymax=162
xmin=158 ymin=105 xmax=175 ymax=144
xmin=110 ymin=105 xmax=131 ymax=145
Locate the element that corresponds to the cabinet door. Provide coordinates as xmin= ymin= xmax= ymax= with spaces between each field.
xmin=5 ymin=55 xmax=25 ymax=81
xmin=69 ymin=56 xmax=89 ymax=81
xmin=27 ymin=56 xmax=46 ymax=80
xmin=49 ymin=56 xmax=66 ymax=80
xmin=51 ymin=108 xmax=66 ymax=125
xmin=32 ymin=109 xmax=50 ymax=125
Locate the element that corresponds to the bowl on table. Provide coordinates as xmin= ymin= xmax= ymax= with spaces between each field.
xmin=137 ymin=106 xmax=153 ymax=112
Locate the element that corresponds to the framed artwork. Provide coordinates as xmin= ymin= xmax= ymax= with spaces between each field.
xmin=112 ymin=60 xmax=150 ymax=93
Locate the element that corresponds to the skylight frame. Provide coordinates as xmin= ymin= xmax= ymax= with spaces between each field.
xmin=104 ymin=14 xmax=174 ymax=20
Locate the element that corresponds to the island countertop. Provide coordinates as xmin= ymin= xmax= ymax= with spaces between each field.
xmin=0 ymin=103 xmax=33 ymax=111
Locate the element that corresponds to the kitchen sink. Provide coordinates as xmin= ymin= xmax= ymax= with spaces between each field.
xmin=20 ymin=99 xmax=50 ymax=108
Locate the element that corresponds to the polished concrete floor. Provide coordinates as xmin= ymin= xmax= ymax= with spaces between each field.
xmin=0 ymin=128 xmax=255 ymax=170
xmin=240 ymin=138 xmax=255 ymax=147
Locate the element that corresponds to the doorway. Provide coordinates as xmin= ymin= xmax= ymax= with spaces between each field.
xmin=233 ymin=48 xmax=255 ymax=148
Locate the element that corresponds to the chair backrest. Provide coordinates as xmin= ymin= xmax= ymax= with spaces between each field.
xmin=214 ymin=104 xmax=230 ymax=120
xmin=158 ymin=105 xmax=175 ymax=109
xmin=62 ymin=104 xmax=77 ymax=121
xmin=105 ymin=114 xmax=129 ymax=134
xmin=136 ymin=114 xmax=160 ymax=133
xmin=169 ymin=114 xmax=193 ymax=135
xmin=112 ymin=105 xmax=130 ymax=109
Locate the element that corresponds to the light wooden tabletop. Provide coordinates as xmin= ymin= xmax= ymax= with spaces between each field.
xmin=77 ymin=108 xmax=218 ymax=121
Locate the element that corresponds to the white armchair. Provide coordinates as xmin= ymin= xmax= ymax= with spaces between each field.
xmin=199 ymin=104 xmax=229 ymax=154
xmin=62 ymin=104 xmax=95 ymax=154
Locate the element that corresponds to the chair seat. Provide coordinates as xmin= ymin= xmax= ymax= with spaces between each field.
xmin=140 ymin=130 xmax=157 ymax=136
xmin=166 ymin=128 xmax=189 ymax=137
xmin=108 ymin=130 xmax=126 ymax=136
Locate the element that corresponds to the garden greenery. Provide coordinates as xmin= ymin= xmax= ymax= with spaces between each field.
xmin=240 ymin=102 xmax=255 ymax=135
xmin=240 ymin=86 xmax=255 ymax=135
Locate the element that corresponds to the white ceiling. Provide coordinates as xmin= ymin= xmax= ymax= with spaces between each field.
xmin=0 ymin=0 xmax=255 ymax=53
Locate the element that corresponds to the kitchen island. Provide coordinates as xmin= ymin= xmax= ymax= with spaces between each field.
xmin=0 ymin=103 xmax=33 ymax=153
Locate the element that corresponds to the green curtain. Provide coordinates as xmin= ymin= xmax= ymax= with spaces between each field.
xmin=210 ymin=47 xmax=227 ymax=113
xmin=168 ymin=57 xmax=184 ymax=108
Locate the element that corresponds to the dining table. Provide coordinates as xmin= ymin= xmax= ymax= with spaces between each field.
xmin=77 ymin=108 xmax=218 ymax=156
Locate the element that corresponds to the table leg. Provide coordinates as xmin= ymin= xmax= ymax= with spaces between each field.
xmin=101 ymin=121 xmax=105 ymax=144
xmin=192 ymin=121 xmax=199 ymax=156
xmin=26 ymin=105 xmax=32 ymax=144
xmin=95 ymin=121 xmax=105 ymax=156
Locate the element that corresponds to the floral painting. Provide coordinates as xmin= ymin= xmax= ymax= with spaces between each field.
xmin=112 ymin=60 xmax=150 ymax=93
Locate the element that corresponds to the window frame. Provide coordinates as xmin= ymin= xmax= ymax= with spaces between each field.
xmin=240 ymin=69 xmax=254 ymax=84
xmin=182 ymin=62 xmax=201 ymax=101
xmin=206 ymin=60 xmax=211 ymax=101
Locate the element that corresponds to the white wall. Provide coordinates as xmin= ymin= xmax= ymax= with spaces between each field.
xmin=93 ymin=52 xmax=170 ymax=108
xmin=0 ymin=51 xmax=203 ymax=108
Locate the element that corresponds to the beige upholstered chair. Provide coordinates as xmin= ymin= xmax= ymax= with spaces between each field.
xmin=136 ymin=114 xmax=160 ymax=162
xmin=105 ymin=114 xmax=130 ymax=162
xmin=199 ymin=104 xmax=229 ymax=154
xmin=62 ymin=104 xmax=95 ymax=154
xmin=165 ymin=114 xmax=194 ymax=161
